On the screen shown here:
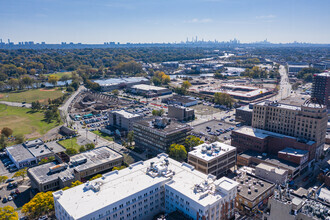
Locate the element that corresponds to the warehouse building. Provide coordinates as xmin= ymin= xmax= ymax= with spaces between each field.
xmin=94 ymin=77 xmax=149 ymax=91
xmin=130 ymin=84 xmax=172 ymax=97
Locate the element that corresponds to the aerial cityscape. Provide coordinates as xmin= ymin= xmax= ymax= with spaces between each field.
xmin=0 ymin=0 xmax=329 ymax=220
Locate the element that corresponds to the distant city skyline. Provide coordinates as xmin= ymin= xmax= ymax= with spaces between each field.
xmin=1 ymin=0 xmax=329 ymax=44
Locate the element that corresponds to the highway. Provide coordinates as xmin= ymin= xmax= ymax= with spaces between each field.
xmin=270 ymin=65 xmax=291 ymax=101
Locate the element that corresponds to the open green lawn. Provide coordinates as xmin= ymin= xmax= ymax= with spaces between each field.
xmin=58 ymin=137 xmax=81 ymax=151
xmin=51 ymin=71 xmax=73 ymax=79
xmin=92 ymin=130 xmax=114 ymax=141
xmin=0 ymin=88 xmax=65 ymax=104
xmin=0 ymin=104 xmax=60 ymax=139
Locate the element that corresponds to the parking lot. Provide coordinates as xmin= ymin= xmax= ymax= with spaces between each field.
xmin=192 ymin=119 xmax=240 ymax=142
xmin=0 ymin=179 xmax=31 ymax=210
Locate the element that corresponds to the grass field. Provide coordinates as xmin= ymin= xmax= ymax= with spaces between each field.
xmin=51 ymin=71 xmax=73 ymax=79
xmin=0 ymin=104 xmax=60 ymax=139
xmin=0 ymin=88 xmax=64 ymax=104
xmin=58 ymin=137 xmax=81 ymax=151
xmin=92 ymin=130 xmax=114 ymax=141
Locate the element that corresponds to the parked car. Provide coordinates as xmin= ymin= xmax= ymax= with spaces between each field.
xmin=5 ymin=178 xmax=14 ymax=183
xmin=7 ymin=196 xmax=12 ymax=201
xmin=2 ymin=197 xmax=7 ymax=203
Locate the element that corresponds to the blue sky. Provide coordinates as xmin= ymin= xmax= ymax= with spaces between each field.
xmin=0 ymin=0 xmax=329 ymax=44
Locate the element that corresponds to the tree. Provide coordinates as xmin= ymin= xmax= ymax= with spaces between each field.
xmin=184 ymin=135 xmax=204 ymax=152
xmin=31 ymin=101 xmax=41 ymax=111
xmin=66 ymin=148 xmax=78 ymax=155
xmin=0 ymin=206 xmax=18 ymax=220
xmin=85 ymin=143 xmax=95 ymax=151
xmin=127 ymin=131 xmax=134 ymax=147
xmin=0 ymin=176 xmax=8 ymax=184
xmin=22 ymin=191 xmax=54 ymax=219
xmin=112 ymin=165 xmax=126 ymax=171
xmin=152 ymin=109 xmax=165 ymax=116
xmin=124 ymin=154 xmax=134 ymax=165
xmin=0 ymin=135 xmax=7 ymax=149
xmin=13 ymin=167 xmax=27 ymax=180
xmin=48 ymin=74 xmax=60 ymax=86
xmin=79 ymin=146 xmax=86 ymax=153
xmin=112 ymin=89 xmax=119 ymax=96
xmin=168 ymin=144 xmax=187 ymax=162
xmin=8 ymin=78 xmax=19 ymax=90
xmin=161 ymin=74 xmax=171 ymax=85
xmin=21 ymin=76 xmax=33 ymax=89
xmin=2 ymin=127 xmax=13 ymax=138
xmin=182 ymin=81 xmax=192 ymax=90
xmin=214 ymin=92 xmax=234 ymax=108
xmin=89 ymin=174 xmax=102 ymax=181
xmin=14 ymin=134 xmax=24 ymax=144
xmin=71 ymin=180 xmax=83 ymax=187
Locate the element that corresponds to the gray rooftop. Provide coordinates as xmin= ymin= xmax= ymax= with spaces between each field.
xmin=28 ymin=144 xmax=53 ymax=158
xmin=6 ymin=144 xmax=35 ymax=162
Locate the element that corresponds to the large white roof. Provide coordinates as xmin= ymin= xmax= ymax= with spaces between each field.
xmin=54 ymin=154 xmax=238 ymax=219
xmin=188 ymin=142 xmax=236 ymax=162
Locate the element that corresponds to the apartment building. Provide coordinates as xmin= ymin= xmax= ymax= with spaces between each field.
xmin=133 ymin=117 xmax=191 ymax=153
xmin=168 ymin=104 xmax=195 ymax=121
xmin=312 ymin=72 xmax=330 ymax=108
xmin=28 ymin=146 xmax=123 ymax=192
xmin=109 ymin=110 xmax=143 ymax=131
xmin=188 ymin=142 xmax=236 ymax=178
xmin=252 ymin=100 xmax=327 ymax=159
xmin=53 ymin=153 xmax=239 ymax=220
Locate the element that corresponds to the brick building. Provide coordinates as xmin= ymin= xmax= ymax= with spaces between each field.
xmin=312 ymin=72 xmax=330 ymax=108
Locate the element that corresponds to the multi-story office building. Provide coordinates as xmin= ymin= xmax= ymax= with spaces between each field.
xmin=312 ymin=72 xmax=330 ymax=108
xmin=234 ymin=172 xmax=275 ymax=213
xmin=252 ymin=100 xmax=327 ymax=159
xmin=188 ymin=142 xmax=236 ymax=178
xmin=168 ymin=104 xmax=195 ymax=121
xmin=109 ymin=110 xmax=143 ymax=131
xmin=133 ymin=117 xmax=191 ymax=153
xmin=53 ymin=153 xmax=239 ymax=220
xmin=28 ymin=146 xmax=123 ymax=192
xmin=235 ymin=104 xmax=253 ymax=126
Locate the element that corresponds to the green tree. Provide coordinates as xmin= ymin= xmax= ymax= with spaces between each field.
xmin=14 ymin=134 xmax=24 ymax=144
xmin=0 ymin=206 xmax=18 ymax=220
xmin=85 ymin=143 xmax=95 ymax=151
xmin=0 ymin=176 xmax=8 ymax=184
xmin=8 ymin=78 xmax=19 ymax=90
xmin=0 ymin=135 xmax=7 ymax=150
xmin=71 ymin=180 xmax=83 ymax=187
xmin=79 ymin=146 xmax=86 ymax=153
xmin=21 ymin=191 xmax=54 ymax=219
xmin=214 ymin=92 xmax=234 ymax=108
xmin=66 ymin=148 xmax=78 ymax=155
xmin=152 ymin=109 xmax=165 ymax=116
xmin=182 ymin=81 xmax=192 ymax=90
xmin=112 ymin=89 xmax=119 ymax=96
xmin=168 ymin=144 xmax=187 ymax=162
xmin=127 ymin=131 xmax=134 ymax=147
xmin=13 ymin=167 xmax=27 ymax=180
xmin=184 ymin=135 xmax=204 ymax=152
xmin=31 ymin=101 xmax=42 ymax=111
xmin=48 ymin=74 xmax=60 ymax=86
xmin=1 ymin=127 xmax=13 ymax=138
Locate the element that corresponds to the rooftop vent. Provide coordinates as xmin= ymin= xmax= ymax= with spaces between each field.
xmin=255 ymin=188 xmax=258 ymax=192
xmin=248 ymin=190 xmax=251 ymax=194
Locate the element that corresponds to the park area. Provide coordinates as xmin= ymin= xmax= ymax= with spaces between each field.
xmin=58 ymin=137 xmax=81 ymax=151
xmin=91 ymin=130 xmax=114 ymax=141
xmin=0 ymin=88 xmax=65 ymax=104
xmin=0 ymin=104 xmax=60 ymax=139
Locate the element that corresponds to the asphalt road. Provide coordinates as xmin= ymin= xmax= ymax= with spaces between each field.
xmin=270 ymin=65 xmax=291 ymax=102
xmin=0 ymin=101 xmax=31 ymax=108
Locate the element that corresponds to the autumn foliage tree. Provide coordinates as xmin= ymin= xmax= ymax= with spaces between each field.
xmin=0 ymin=206 xmax=18 ymax=220
xmin=168 ymin=144 xmax=187 ymax=162
xmin=22 ymin=191 xmax=54 ymax=219
xmin=1 ymin=127 xmax=13 ymax=138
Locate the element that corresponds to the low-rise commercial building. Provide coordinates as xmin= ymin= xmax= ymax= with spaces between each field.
xmin=168 ymin=104 xmax=195 ymax=121
xmin=130 ymin=84 xmax=172 ymax=97
xmin=6 ymin=140 xmax=66 ymax=169
xmin=278 ymin=148 xmax=309 ymax=165
xmin=237 ymin=150 xmax=302 ymax=179
xmin=234 ymin=172 xmax=275 ymax=213
xmin=162 ymin=95 xmax=198 ymax=107
xmin=133 ymin=117 xmax=191 ymax=153
xmin=53 ymin=153 xmax=239 ymax=220
xmin=255 ymin=163 xmax=288 ymax=185
xmin=28 ymin=146 xmax=123 ymax=192
xmin=287 ymin=62 xmax=309 ymax=76
xmin=109 ymin=109 xmax=143 ymax=131
xmin=188 ymin=142 xmax=236 ymax=178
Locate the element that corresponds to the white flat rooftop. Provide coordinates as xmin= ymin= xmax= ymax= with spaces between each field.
xmin=189 ymin=142 xmax=236 ymax=162
xmin=54 ymin=154 xmax=238 ymax=219
xmin=131 ymin=84 xmax=168 ymax=91
xmin=112 ymin=109 xmax=141 ymax=118
xmin=256 ymin=163 xmax=287 ymax=175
